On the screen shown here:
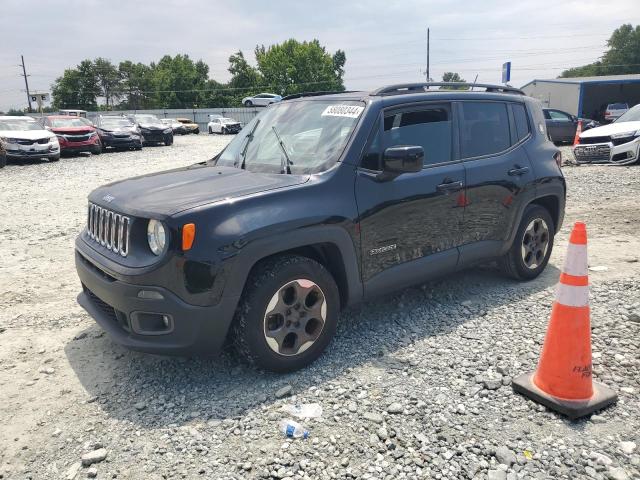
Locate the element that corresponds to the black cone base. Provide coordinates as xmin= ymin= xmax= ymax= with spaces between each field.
xmin=513 ymin=372 xmax=618 ymax=420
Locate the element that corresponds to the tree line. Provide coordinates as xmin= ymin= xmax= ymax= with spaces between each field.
xmin=51 ymin=39 xmax=346 ymax=110
xmin=560 ymin=24 xmax=640 ymax=78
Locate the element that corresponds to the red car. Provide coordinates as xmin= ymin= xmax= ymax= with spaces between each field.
xmin=40 ymin=115 xmax=102 ymax=155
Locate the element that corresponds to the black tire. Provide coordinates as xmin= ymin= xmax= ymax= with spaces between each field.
xmin=49 ymin=155 xmax=60 ymax=162
xmin=499 ymin=204 xmax=555 ymax=280
xmin=244 ymin=100 xmax=253 ymax=107
xmin=164 ymin=135 xmax=173 ymax=146
xmin=208 ymin=127 xmax=213 ymax=134
xmin=222 ymin=127 xmax=227 ymax=135
xmin=232 ymin=255 xmax=340 ymax=372
xmin=92 ymin=144 xmax=102 ymax=155
xmin=0 ymin=154 xmax=6 ymax=168
xmin=193 ymin=128 xmax=199 ymax=135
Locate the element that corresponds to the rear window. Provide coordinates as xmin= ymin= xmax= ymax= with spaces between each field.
xmin=460 ymin=102 xmax=510 ymax=158
xmin=512 ymin=104 xmax=531 ymax=141
xmin=608 ymin=103 xmax=628 ymax=110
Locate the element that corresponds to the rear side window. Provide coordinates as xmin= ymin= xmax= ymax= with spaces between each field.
xmin=460 ymin=102 xmax=510 ymax=158
xmin=383 ymin=106 xmax=452 ymax=166
xmin=512 ymin=104 xmax=531 ymax=142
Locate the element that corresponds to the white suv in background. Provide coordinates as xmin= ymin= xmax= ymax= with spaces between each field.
xmin=604 ymin=102 xmax=629 ymax=122
xmin=0 ymin=116 xmax=60 ymax=165
xmin=574 ymin=104 xmax=640 ymax=165
xmin=241 ymin=93 xmax=282 ymax=107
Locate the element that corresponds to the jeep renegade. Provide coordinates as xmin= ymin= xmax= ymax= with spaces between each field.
xmin=75 ymin=83 xmax=566 ymax=372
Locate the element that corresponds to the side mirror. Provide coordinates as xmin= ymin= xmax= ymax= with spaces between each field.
xmin=382 ymin=145 xmax=424 ymax=174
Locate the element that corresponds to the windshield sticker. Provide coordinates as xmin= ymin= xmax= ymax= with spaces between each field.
xmin=322 ymin=105 xmax=364 ymax=118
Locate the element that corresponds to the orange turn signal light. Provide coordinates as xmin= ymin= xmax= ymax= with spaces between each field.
xmin=182 ymin=223 xmax=196 ymax=251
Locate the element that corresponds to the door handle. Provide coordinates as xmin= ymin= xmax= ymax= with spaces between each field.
xmin=508 ymin=165 xmax=530 ymax=176
xmin=436 ymin=180 xmax=464 ymax=192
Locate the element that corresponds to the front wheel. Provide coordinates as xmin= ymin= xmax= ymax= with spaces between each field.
xmin=49 ymin=155 xmax=60 ymax=162
xmin=208 ymin=127 xmax=213 ymax=134
xmin=244 ymin=100 xmax=253 ymax=107
xmin=232 ymin=255 xmax=340 ymax=372
xmin=0 ymin=154 xmax=6 ymax=168
xmin=222 ymin=127 xmax=227 ymax=135
xmin=193 ymin=128 xmax=199 ymax=135
xmin=164 ymin=135 xmax=173 ymax=146
xmin=92 ymin=144 xmax=102 ymax=155
xmin=499 ymin=204 xmax=554 ymax=280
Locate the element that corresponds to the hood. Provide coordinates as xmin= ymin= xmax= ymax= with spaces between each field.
xmin=221 ymin=120 xmax=240 ymax=125
xmin=101 ymin=126 xmax=138 ymax=134
xmin=138 ymin=122 xmax=165 ymax=129
xmin=89 ymin=164 xmax=309 ymax=217
xmin=0 ymin=129 xmax=55 ymax=140
xmin=580 ymin=121 xmax=640 ymax=138
xmin=52 ymin=126 xmax=94 ymax=135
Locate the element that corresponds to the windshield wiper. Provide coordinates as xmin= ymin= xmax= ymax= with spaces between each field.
xmin=238 ymin=119 xmax=261 ymax=169
xmin=271 ymin=125 xmax=293 ymax=174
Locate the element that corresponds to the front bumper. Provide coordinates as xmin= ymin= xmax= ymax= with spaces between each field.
xmin=141 ymin=130 xmax=170 ymax=143
xmin=7 ymin=145 xmax=59 ymax=159
xmin=75 ymin=248 xmax=239 ymax=355
xmin=103 ymin=136 xmax=142 ymax=148
xmin=573 ymin=138 xmax=640 ymax=165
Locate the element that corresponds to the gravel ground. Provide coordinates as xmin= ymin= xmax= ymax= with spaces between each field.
xmin=0 ymin=139 xmax=639 ymax=480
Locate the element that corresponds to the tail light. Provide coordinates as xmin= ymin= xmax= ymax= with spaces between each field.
xmin=553 ymin=151 xmax=562 ymax=168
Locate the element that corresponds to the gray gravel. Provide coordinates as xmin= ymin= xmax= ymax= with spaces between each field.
xmin=0 ymin=138 xmax=639 ymax=479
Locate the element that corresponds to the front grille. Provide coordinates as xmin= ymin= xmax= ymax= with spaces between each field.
xmin=87 ymin=203 xmax=130 ymax=257
xmin=579 ymin=136 xmax=610 ymax=145
xmin=574 ymin=144 xmax=611 ymax=163
xmin=15 ymin=138 xmax=49 ymax=145
xmin=64 ymin=134 xmax=92 ymax=142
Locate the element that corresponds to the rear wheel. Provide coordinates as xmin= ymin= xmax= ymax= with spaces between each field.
xmin=499 ymin=204 xmax=554 ymax=280
xmin=232 ymin=255 xmax=340 ymax=372
xmin=244 ymin=100 xmax=253 ymax=107
xmin=193 ymin=128 xmax=199 ymax=135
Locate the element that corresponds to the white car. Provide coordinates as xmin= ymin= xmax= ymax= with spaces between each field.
xmin=574 ymin=104 xmax=640 ymax=165
xmin=0 ymin=116 xmax=60 ymax=165
xmin=207 ymin=117 xmax=242 ymax=135
xmin=241 ymin=93 xmax=282 ymax=107
xmin=604 ymin=102 xmax=629 ymax=122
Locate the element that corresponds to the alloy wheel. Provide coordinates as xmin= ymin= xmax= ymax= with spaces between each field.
xmin=263 ymin=279 xmax=327 ymax=356
xmin=521 ymin=218 xmax=550 ymax=269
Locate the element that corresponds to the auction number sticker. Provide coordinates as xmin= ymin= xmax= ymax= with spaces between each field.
xmin=322 ymin=104 xmax=364 ymax=118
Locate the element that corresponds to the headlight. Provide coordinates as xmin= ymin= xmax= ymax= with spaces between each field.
xmin=147 ymin=219 xmax=167 ymax=255
xmin=163 ymin=128 xmax=172 ymax=134
xmin=610 ymin=131 xmax=639 ymax=139
xmin=4 ymin=137 xmax=20 ymax=144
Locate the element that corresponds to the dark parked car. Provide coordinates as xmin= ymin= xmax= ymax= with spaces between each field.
xmin=543 ymin=108 xmax=599 ymax=144
xmin=40 ymin=115 xmax=103 ymax=155
xmin=75 ymin=83 xmax=565 ymax=372
xmin=94 ymin=116 xmax=143 ymax=151
xmin=126 ymin=114 xmax=173 ymax=146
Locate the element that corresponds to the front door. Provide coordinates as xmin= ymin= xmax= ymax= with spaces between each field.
xmin=546 ymin=109 xmax=575 ymax=142
xmin=355 ymin=103 xmax=466 ymax=297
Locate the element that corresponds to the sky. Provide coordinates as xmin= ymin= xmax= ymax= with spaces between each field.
xmin=0 ymin=0 xmax=636 ymax=111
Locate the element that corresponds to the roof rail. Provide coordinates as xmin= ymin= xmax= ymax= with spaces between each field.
xmin=281 ymin=90 xmax=357 ymax=101
xmin=371 ymin=82 xmax=524 ymax=96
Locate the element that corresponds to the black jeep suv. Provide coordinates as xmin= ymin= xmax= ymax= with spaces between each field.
xmin=75 ymin=83 xmax=565 ymax=372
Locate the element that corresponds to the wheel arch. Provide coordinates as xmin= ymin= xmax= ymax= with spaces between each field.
xmin=530 ymin=195 xmax=560 ymax=233
xmin=225 ymin=226 xmax=362 ymax=310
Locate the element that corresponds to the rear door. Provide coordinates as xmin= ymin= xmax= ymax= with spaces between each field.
xmin=355 ymin=102 xmax=466 ymax=296
xmin=458 ymin=100 xmax=536 ymax=265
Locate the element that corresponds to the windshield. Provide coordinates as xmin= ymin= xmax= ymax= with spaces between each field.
xmin=216 ymin=100 xmax=364 ymax=174
xmin=608 ymin=103 xmax=628 ymax=110
xmin=0 ymin=119 xmax=43 ymax=131
xmin=134 ymin=114 xmax=160 ymax=123
xmin=50 ymin=118 xmax=89 ymax=128
xmin=221 ymin=118 xmax=236 ymax=123
xmin=614 ymin=104 xmax=640 ymax=123
xmin=101 ymin=118 xmax=134 ymax=128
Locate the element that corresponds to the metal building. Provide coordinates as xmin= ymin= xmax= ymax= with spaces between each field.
xmin=521 ymin=74 xmax=640 ymax=119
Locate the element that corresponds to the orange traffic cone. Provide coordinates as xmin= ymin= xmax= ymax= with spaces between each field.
xmin=573 ymin=120 xmax=583 ymax=146
xmin=512 ymin=222 xmax=617 ymax=419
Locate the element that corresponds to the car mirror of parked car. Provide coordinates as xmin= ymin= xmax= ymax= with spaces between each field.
xmin=381 ymin=145 xmax=424 ymax=177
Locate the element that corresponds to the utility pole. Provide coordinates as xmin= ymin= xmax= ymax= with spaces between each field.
xmin=426 ymin=28 xmax=430 ymax=82
xmin=20 ymin=55 xmax=33 ymax=113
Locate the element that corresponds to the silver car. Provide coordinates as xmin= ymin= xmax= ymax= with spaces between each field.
xmin=241 ymin=93 xmax=282 ymax=107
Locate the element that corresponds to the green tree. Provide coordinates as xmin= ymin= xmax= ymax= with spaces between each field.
xmin=93 ymin=58 xmax=121 ymax=109
xmin=118 ymin=61 xmax=154 ymax=109
xmin=51 ymin=60 xmax=100 ymax=110
xmin=151 ymin=54 xmax=209 ymax=108
xmin=440 ymin=72 xmax=468 ymax=89
xmin=560 ymin=24 xmax=640 ymax=77
xmin=254 ymin=39 xmax=345 ymax=96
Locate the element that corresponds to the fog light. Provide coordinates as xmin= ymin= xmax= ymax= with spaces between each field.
xmin=137 ymin=290 xmax=164 ymax=300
